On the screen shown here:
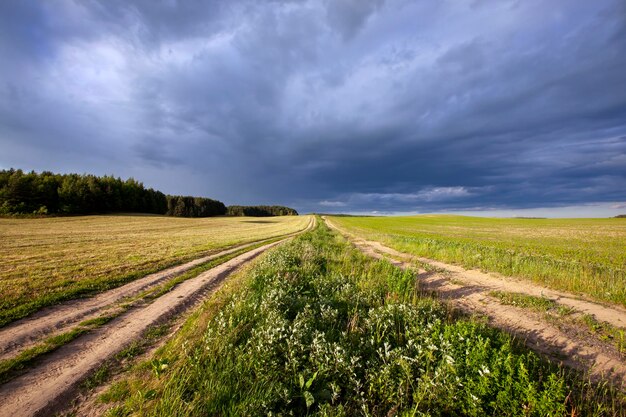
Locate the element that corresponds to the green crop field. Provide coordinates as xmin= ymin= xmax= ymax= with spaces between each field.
xmin=330 ymin=215 xmax=626 ymax=306
xmin=0 ymin=214 xmax=311 ymax=326
xmin=98 ymin=221 xmax=623 ymax=416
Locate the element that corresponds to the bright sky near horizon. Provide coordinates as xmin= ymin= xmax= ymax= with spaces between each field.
xmin=1 ymin=0 xmax=625 ymax=216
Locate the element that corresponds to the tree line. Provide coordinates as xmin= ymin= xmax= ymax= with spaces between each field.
xmin=0 ymin=169 xmax=297 ymax=217
xmin=0 ymin=169 xmax=225 ymax=217
xmin=0 ymin=169 xmax=168 ymax=215
xmin=226 ymin=205 xmax=298 ymax=217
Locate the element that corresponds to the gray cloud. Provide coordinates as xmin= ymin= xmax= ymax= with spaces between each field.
xmin=0 ymin=0 xmax=625 ymax=214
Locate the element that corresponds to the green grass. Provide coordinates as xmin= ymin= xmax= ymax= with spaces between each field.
xmin=83 ymin=364 xmax=111 ymax=390
xmin=0 ymin=214 xmax=311 ymax=326
xmin=578 ymin=315 xmax=626 ymax=355
xmin=331 ymin=215 xmax=626 ymax=306
xmin=99 ymin=220 xmax=624 ymax=416
xmin=100 ymin=380 xmax=132 ymax=403
xmin=489 ymin=291 xmax=557 ymax=312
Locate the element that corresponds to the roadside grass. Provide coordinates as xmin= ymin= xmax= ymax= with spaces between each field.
xmin=99 ymin=221 xmax=624 ymax=416
xmin=0 ymin=215 xmax=310 ymax=326
xmin=578 ymin=315 xmax=626 ymax=356
xmin=331 ymin=215 xmax=626 ymax=306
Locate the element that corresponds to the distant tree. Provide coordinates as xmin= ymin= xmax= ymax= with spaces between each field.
xmin=173 ymin=197 xmax=187 ymax=217
xmin=226 ymin=205 xmax=298 ymax=217
xmin=165 ymin=195 xmax=226 ymax=217
xmin=0 ymin=169 xmax=33 ymax=213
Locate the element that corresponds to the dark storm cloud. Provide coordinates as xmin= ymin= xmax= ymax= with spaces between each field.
xmin=1 ymin=0 xmax=625 ymax=214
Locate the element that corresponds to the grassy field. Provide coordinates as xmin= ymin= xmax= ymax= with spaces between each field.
xmin=330 ymin=215 xmax=626 ymax=306
xmin=0 ymin=214 xmax=310 ymax=326
xmin=94 ymin=221 xmax=623 ymax=416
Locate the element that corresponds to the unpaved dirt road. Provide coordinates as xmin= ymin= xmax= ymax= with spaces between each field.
xmin=324 ymin=217 xmax=626 ymax=388
xmin=0 ymin=227 xmax=308 ymax=361
xmin=0 ymin=218 xmax=314 ymax=417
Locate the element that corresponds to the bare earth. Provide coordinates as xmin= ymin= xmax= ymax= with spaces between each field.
xmin=324 ymin=217 xmax=626 ymax=389
xmin=0 ymin=218 xmax=314 ymax=417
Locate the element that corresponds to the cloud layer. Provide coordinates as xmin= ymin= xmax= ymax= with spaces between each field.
xmin=1 ymin=0 xmax=625 ymax=214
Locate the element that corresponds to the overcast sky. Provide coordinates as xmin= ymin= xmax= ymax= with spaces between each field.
xmin=1 ymin=0 xmax=625 ymax=216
